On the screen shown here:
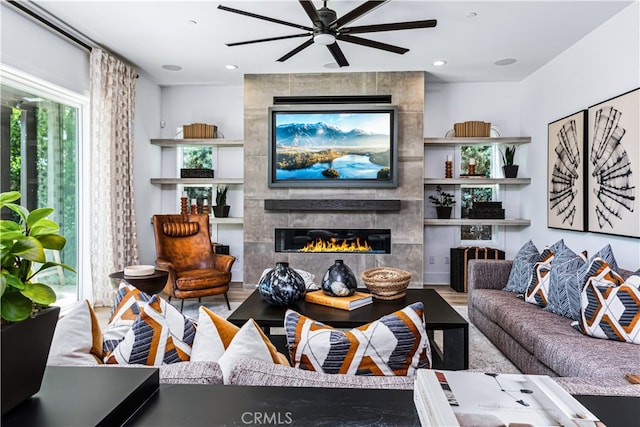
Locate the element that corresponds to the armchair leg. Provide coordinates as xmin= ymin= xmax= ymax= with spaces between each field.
xmin=224 ymin=292 xmax=231 ymax=310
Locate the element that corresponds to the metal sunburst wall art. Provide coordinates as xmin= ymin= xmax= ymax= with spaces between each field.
xmin=547 ymin=111 xmax=586 ymax=231
xmin=587 ymin=88 xmax=639 ymax=238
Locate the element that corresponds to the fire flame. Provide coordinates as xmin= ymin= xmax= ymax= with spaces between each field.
xmin=300 ymin=237 xmax=373 ymax=253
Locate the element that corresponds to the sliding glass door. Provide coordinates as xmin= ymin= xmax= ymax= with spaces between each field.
xmin=1 ymin=81 xmax=82 ymax=307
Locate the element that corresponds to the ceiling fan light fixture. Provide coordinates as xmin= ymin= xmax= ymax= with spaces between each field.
xmin=314 ymin=32 xmax=336 ymax=46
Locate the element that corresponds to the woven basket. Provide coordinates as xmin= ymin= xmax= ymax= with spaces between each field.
xmin=361 ymin=267 xmax=411 ymax=300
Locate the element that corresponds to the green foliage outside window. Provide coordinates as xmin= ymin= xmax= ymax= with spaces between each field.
xmin=183 ymin=147 xmax=212 ymax=169
xmin=7 ymin=98 xmax=78 ymax=280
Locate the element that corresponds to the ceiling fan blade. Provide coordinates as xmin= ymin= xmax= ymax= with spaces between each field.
xmin=218 ymin=4 xmax=313 ymax=32
xmin=332 ymin=0 xmax=389 ymax=28
xmin=299 ymin=0 xmax=321 ymax=25
xmin=277 ymin=38 xmax=315 ymax=62
xmin=226 ymin=33 xmax=311 ymax=47
xmin=337 ymin=34 xmax=408 ymax=54
xmin=341 ymin=19 xmax=437 ymax=34
xmin=327 ymin=42 xmax=349 ymax=67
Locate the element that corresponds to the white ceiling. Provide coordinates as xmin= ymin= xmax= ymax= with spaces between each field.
xmin=30 ymin=0 xmax=634 ymax=87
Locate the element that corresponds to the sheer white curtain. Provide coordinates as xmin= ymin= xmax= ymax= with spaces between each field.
xmin=89 ymin=48 xmax=139 ymax=306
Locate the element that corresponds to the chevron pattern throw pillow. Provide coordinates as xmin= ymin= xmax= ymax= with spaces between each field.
xmin=573 ymin=261 xmax=640 ymax=344
xmin=524 ymin=247 xmax=554 ymax=306
xmin=104 ymin=295 xmax=196 ymax=365
xmin=285 ymin=302 xmax=431 ymax=377
xmin=102 ymin=282 xmax=153 ymax=358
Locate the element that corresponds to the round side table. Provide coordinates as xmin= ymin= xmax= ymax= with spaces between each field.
xmin=109 ymin=270 xmax=169 ymax=295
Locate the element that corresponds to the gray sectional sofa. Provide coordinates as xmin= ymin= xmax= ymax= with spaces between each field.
xmin=467 ymin=259 xmax=640 ymax=396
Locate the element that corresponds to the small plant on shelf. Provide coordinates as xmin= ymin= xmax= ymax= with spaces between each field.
xmin=500 ymin=146 xmax=517 ymax=166
xmin=428 ymin=185 xmax=456 ymax=207
xmin=500 ymin=146 xmax=519 ymax=178
xmin=213 ymin=185 xmax=230 ymax=218
xmin=428 ymin=186 xmax=455 ymax=219
xmin=215 ymin=185 xmax=229 ymax=206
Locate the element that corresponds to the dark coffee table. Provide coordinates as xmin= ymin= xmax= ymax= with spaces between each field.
xmin=227 ymin=288 xmax=469 ymax=370
xmin=126 ymin=384 xmax=420 ymax=426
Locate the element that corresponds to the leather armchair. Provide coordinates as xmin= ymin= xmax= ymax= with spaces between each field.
xmin=152 ymin=214 xmax=236 ymax=311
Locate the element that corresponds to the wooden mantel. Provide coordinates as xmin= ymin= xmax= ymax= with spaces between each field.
xmin=263 ymin=199 xmax=401 ymax=212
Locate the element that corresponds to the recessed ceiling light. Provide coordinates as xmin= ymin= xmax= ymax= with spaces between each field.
xmin=162 ymin=64 xmax=182 ymax=71
xmin=467 ymin=12 xmax=477 ymax=18
xmin=188 ymin=20 xmax=197 ymax=25
xmin=495 ymin=58 xmax=517 ymax=66
xmin=225 ymin=64 xmax=238 ymax=70
xmin=433 ymin=60 xmax=447 ymax=67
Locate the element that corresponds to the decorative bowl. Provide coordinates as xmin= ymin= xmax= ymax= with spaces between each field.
xmin=124 ymin=265 xmax=155 ymax=277
xmin=361 ymin=267 xmax=411 ymax=300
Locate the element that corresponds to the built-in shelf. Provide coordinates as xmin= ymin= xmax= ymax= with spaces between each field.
xmin=264 ymin=199 xmax=401 ymax=212
xmin=423 ymin=218 xmax=531 ymax=226
xmin=210 ymin=217 xmax=243 ymax=225
xmin=424 ymin=136 xmax=531 ymax=146
xmin=424 ymin=178 xmax=531 ymax=185
xmin=150 ymin=138 xmax=243 ymax=147
xmin=150 ymin=178 xmax=243 ymax=185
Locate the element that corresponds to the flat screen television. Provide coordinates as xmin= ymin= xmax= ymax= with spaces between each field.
xmin=268 ymin=104 xmax=399 ymax=188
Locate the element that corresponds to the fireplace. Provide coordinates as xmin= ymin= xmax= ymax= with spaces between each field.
xmin=275 ymin=228 xmax=391 ymax=254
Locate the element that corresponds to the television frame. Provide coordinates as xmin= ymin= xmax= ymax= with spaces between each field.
xmin=268 ymin=104 xmax=399 ymax=188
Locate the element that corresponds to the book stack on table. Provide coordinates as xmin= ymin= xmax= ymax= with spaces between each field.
xmin=304 ymin=290 xmax=373 ymax=311
xmin=413 ymin=369 xmax=602 ymax=427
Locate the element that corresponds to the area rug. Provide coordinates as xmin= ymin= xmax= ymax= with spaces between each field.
xmin=452 ymin=305 xmax=520 ymax=374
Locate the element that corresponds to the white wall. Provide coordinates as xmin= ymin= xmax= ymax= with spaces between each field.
xmin=520 ymin=2 xmax=640 ymax=269
xmin=133 ymin=72 xmax=163 ymax=264
xmin=0 ymin=4 xmax=89 ymax=95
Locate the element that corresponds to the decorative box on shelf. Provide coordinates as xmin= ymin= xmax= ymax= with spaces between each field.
xmin=180 ymin=168 xmax=214 ymax=178
xmin=453 ymin=121 xmax=491 ymax=137
xmin=469 ymin=202 xmax=505 ymax=219
xmin=182 ymin=123 xmax=217 ymax=139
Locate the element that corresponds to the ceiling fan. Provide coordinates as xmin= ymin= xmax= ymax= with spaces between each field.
xmin=218 ymin=0 xmax=437 ymax=67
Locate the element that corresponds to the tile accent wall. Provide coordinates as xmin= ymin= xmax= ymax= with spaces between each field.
xmin=243 ymin=72 xmax=425 ymax=288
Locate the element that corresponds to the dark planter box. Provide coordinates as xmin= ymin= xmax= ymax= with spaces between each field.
xmin=450 ymin=247 xmax=505 ymax=292
xmin=180 ymin=168 xmax=214 ymax=178
xmin=1 ymin=306 xmax=60 ymax=415
xmin=213 ymin=205 xmax=230 ymax=218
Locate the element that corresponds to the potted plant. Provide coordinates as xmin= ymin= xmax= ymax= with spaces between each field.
xmin=1 ymin=191 xmax=75 ymax=415
xmin=213 ymin=184 xmax=230 ymax=218
xmin=500 ymin=145 xmax=519 ymax=178
xmin=428 ymin=185 xmax=456 ymax=219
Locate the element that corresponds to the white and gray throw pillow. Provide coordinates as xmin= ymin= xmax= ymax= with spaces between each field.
xmin=503 ymin=240 xmax=540 ymax=293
